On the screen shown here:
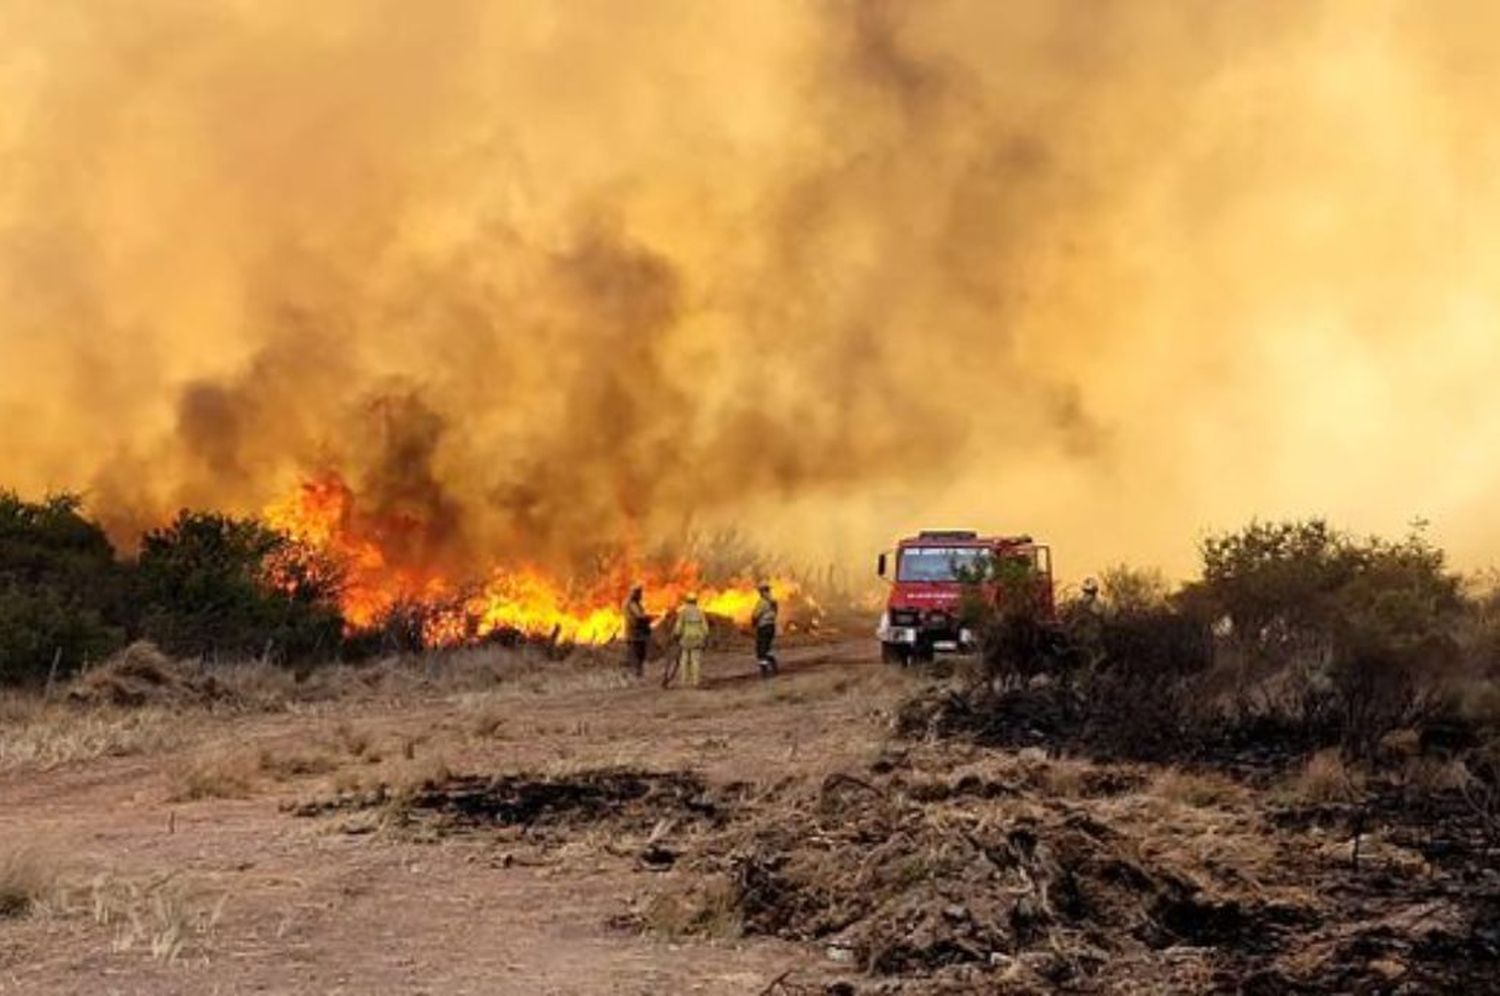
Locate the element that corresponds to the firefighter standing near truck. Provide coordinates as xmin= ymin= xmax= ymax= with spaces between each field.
xmin=622 ymin=584 xmax=652 ymax=678
xmin=752 ymin=583 xmax=779 ymax=678
xmin=672 ymin=594 xmax=709 ymax=689
xmin=1065 ymin=578 xmax=1106 ymax=671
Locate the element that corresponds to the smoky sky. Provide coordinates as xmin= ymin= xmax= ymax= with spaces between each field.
xmin=4 ymin=0 xmax=1500 ymax=578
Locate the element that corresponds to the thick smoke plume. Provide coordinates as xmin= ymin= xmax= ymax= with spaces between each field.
xmin=3 ymin=0 xmax=1500 ymax=579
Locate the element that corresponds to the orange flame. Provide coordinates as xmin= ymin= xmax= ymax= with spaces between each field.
xmin=264 ymin=473 xmax=796 ymax=646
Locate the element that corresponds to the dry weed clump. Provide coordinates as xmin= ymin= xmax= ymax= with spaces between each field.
xmin=1399 ymin=756 xmax=1473 ymax=798
xmin=1148 ymin=767 xmax=1248 ymax=809
xmin=0 ymin=846 xmax=62 ymax=918
xmin=387 ymin=754 xmax=454 ymax=805
xmin=1 ymin=848 xmax=226 ymax=963
xmin=635 ymin=880 xmax=740 ymax=940
xmin=68 ymin=642 xmax=233 ymax=709
xmin=327 ymin=720 xmax=380 ymax=760
xmin=1288 ymin=749 xmax=1365 ymax=804
xmin=165 ymin=749 xmax=259 ymax=802
xmin=467 ymin=701 xmax=508 ymax=739
xmin=87 ymin=872 xmax=228 ymax=963
xmin=256 ymin=746 xmax=340 ymax=781
xmin=171 ymin=739 xmax=360 ymax=798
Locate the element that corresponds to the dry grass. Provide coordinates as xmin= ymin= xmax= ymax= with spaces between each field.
xmin=3 ymin=848 xmax=227 ymax=963
xmin=1287 ymin=749 xmax=1365 ymax=804
xmin=0 ymin=701 xmax=191 ymax=772
xmin=636 ymin=880 xmax=740 ymax=939
xmin=0 ymin=846 xmax=62 ymax=918
xmin=1400 ymin=757 xmax=1474 ymax=796
xmin=327 ymin=720 xmax=380 ymax=760
xmin=1458 ymin=679 xmax=1500 ymax=726
xmin=1149 ymin=767 xmax=1248 ymax=809
xmin=256 ymin=746 xmax=341 ymax=781
xmin=311 ymin=743 xmax=455 ymax=805
xmin=0 ymin=642 xmax=653 ymax=779
xmin=165 ymin=749 xmax=259 ymax=802
xmin=1377 ymin=728 xmax=1423 ymax=767
xmin=88 ymin=872 xmax=228 ymax=963
xmin=205 ymin=660 xmax=303 ymax=710
xmin=170 ymin=738 xmax=366 ymax=798
xmin=468 ymin=700 xmax=508 ymax=739
xmin=337 ymin=645 xmax=632 ymax=704
xmin=388 ymin=753 xmax=453 ymax=800
xmin=1032 ymin=756 xmax=1094 ymax=798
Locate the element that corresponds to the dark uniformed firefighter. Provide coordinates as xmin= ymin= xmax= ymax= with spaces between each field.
xmin=751 ymin=582 xmax=779 ymax=678
xmin=1065 ymin=577 xmax=1106 ymax=670
xmin=622 ymin=584 xmax=652 ymax=677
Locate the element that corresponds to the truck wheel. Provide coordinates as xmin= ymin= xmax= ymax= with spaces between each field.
xmin=880 ymin=642 xmax=910 ymax=666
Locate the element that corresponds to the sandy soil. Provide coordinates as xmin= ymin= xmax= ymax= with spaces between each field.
xmin=7 ymin=639 xmax=1495 ymax=995
xmin=0 ymin=640 xmax=905 ymax=996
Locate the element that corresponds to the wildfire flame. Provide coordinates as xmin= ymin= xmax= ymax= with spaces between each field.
xmin=264 ymin=474 xmax=794 ymax=647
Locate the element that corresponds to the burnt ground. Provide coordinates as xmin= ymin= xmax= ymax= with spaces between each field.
xmin=2 ymin=640 xmax=1497 ymax=994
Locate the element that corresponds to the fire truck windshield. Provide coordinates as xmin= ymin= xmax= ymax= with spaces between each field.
xmin=896 ymin=546 xmax=991 ymax=582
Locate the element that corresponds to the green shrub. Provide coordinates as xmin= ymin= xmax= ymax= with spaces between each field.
xmin=956 ymin=519 xmax=1479 ymax=763
xmin=0 ymin=492 xmax=127 ymax=685
xmin=960 ymin=553 xmax=1068 ymax=684
xmin=1194 ymin=521 xmax=1464 ymax=757
xmin=134 ymin=510 xmax=343 ymax=663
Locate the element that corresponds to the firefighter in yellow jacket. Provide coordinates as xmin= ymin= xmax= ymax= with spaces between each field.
xmin=672 ymin=593 xmax=710 ymax=689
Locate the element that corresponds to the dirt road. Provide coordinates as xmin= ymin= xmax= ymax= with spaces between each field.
xmin=1 ymin=640 xmax=905 ymax=995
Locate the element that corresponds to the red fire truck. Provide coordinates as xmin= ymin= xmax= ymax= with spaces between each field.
xmin=876 ymin=529 xmax=1054 ymax=664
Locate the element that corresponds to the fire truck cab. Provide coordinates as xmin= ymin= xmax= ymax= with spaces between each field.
xmin=875 ymin=529 xmax=1053 ymax=665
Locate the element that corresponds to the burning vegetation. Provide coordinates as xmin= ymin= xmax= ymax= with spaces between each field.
xmin=262 ymin=473 xmax=794 ymax=648
xmin=0 ymin=481 xmax=806 ymax=685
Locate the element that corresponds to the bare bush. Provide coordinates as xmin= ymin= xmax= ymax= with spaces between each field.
xmin=1099 ymin=564 xmax=1172 ymax=615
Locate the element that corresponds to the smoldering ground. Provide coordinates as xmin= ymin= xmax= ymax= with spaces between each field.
xmin=4 ymin=1 xmax=1500 ymax=577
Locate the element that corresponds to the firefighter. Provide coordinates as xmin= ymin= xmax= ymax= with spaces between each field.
xmin=751 ymin=582 xmax=779 ymax=678
xmin=1067 ymin=577 xmax=1106 ymax=671
xmin=622 ymin=584 xmax=652 ymax=678
xmin=672 ymin=593 xmax=710 ymax=689
xmin=1080 ymin=577 xmax=1101 ymax=611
